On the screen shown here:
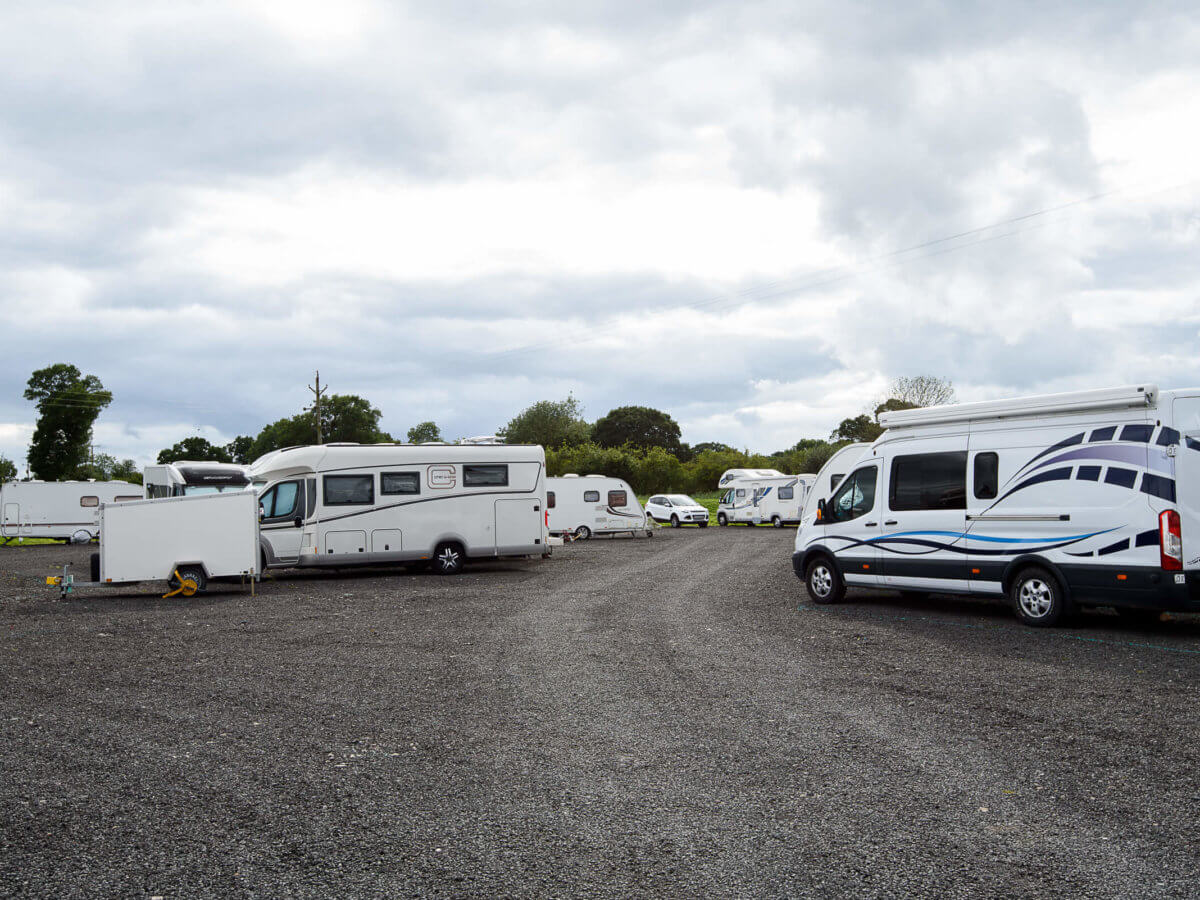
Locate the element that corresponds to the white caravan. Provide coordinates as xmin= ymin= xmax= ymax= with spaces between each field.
xmin=799 ymin=443 xmax=870 ymax=521
xmin=718 ymin=467 xmax=784 ymax=488
xmin=1 ymin=480 xmax=142 ymax=543
xmin=794 ymin=384 xmax=1200 ymax=626
xmin=144 ymin=461 xmax=252 ymax=498
xmin=89 ymin=491 xmax=259 ymax=594
xmin=547 ymin=475 xmax=648 ymax=539
xmin=718 ymin=474 xmax=814 ymax=527
xmin=247 ymin=443 xmax=549 ymax=575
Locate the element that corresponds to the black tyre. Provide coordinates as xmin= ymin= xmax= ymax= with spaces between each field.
xmin=169 ymin=565 xmax=207 ymax=595
xmin=699 ymin=521 xmax=708 ymax=528
xmin=717 ymin=513 xmax=728 ymax=526
xmin=771 ymin=516 xmax=782 ymax=528
xmin=1010 ymin=566 xmax=1071 ymax=627
xmin=434 ymin=542 xmax=464 ymax=575
xmin=670 ymin=515 xmax=680 ymax=528
xmin=89 ymin=552 xmax=100 ymax=583
xmin=805 ymin=556 xmax=845 ymax=605
xmin=574 ymin=525 xmax=591 ymax=541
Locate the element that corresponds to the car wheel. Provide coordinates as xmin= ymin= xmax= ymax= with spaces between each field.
xmin=670 ymin=515 xmax=680 ymax=528
xmin=717 ymin=513 xmax=727 ymax=526
xmin=771 ymin=516 xmax=782 ymax=528
xmin=1010 ymin=566 xmax=1071 ymax=626
xmin=805 ymin=557 xmax=844 ymax=605
xmin=434 ymin=542 xmax=465 ymax=575
xmin=574 ymin=525 xmax=591 ymax=541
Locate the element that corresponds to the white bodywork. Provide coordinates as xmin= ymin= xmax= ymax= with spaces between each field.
xmin=1 ymin=481 xmax=141 ymax=542
xmin=548 ymin=475 xmax=647 ymax=537
xmin=718 ymin=474 xmax=813 ymax=526
xmin=644 ymin=494 xmax=709 ymax=527
xmin=247 ymin=443 xmax=549 ymax=570
xmin=718 ymin=467 xmax=784 ymax=488
xmin=144 ymin=461 xmax=252 ymax=498
xmin=97 ymin=492 xmax=259 ymax=584
xmin=794 ymin=384 xmax=1200 ymax=614
xmin=799 ymin=443 xmax=870 ymax=522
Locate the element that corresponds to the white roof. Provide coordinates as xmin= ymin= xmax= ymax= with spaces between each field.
xmin=878 ymin=384 xmax=1158 ymax=429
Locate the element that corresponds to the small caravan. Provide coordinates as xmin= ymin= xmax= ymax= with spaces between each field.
xmin=144 ymin=461 xmax=252 ymax=498
xmin=794 ymin=385 xmax=1200 ymax=626
xmin=718 ymin=473 xmax=814 ymax=527
xmin=799 ymin=443 xmax=870 ymax=521
xmin=547 ymin=475 xmax=648 ymax=539
xmin=1 ymin=480 xmax=142 ymax=543
xmin=247 ymin=443 xmax=549 ymax=575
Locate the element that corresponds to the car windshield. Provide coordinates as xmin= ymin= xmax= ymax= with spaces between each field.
xmin=665 ymin=495 xmax=695 ymax=505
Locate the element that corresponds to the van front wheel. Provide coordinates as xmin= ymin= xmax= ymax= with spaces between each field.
xmin=805 ymin=557 xmax=844 ymax=605
xmin=434 ymin=542 xmax=464 ymax=576
xmin=1011 ymin=567 xmax=1070 ymax=626
xmin=717 ymin=513 xmax=727 ymax=526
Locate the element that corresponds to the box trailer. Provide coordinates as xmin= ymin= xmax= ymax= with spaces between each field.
xmin=1 ymin=480 xmax=142 ymax=543
xmin=90 ymin=491 xmax=259 ymax=594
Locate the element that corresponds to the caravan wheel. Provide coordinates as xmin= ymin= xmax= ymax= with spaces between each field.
xmin=574 ymin=526 xmax=591 ymax=541
xmin=771 ymin=516 xmax=782 ymax=528
xmin=434 ymin=542 xmax=464 ymax=575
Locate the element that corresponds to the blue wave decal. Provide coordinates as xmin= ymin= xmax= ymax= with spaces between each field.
xmin=809 ymin=527 xmax=1120 ymax=558
xmin=879 ymin=529 xmax=1114 ymax=544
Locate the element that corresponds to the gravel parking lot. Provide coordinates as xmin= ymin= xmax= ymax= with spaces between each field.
xmin=2 ymin=528 xmax=1199 ymax=898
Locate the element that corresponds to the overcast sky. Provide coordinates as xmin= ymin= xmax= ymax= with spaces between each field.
xmin=1 ymin=1 xmax=1198 ymax=470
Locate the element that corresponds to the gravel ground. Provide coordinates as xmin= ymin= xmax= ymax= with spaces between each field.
xmin=1 ymin=528 xmax=1199 ymax=898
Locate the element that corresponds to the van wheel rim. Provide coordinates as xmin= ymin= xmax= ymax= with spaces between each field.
xmin=439 ymin=548 xmax=459 ymax=569
xmin=1019 ymin=579 xmax=1053 ymax=617
xmin=810 ymin=565 xmax=833 ymax=598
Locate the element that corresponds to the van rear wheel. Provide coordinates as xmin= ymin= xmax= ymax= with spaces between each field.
xmin=434 ymin=542 xmax=464 ymax=575
xmin=1011 ymin=566 xmax=1070 ymax=627
xmin=805 ymin=557 xmax=844 ymax=605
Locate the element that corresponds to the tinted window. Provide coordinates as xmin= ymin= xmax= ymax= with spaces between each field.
xmin=973 ymin=452 xmax=999 ymax=500
xmin=464 ymin=465 xmax=508 ymax=487
xmin=306 ymin=478 xmax=317 ymax=518
xmin=381 ymin=472 xmax=420 ymax=495
xmin=583 ymin=490 xmax=600 ymax=502
xmin=827 ymin=466 xmax=877 ymax=523
xmin=608 ymin=490 xmax=628 ymax=507
xmin=778 ymin=486 xmax=794 ymax=500
xmin=323 ymin=475 xmax=373 ymax=506
xmin=830 ymin=474 xmax=844 ymax=490
xmin=889 ymin=452 xmax=967 ymax=511
xmin=547 ymin=491 xmax=556 ymax=509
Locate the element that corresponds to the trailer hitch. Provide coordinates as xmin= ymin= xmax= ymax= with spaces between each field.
xmin=44 ymin=564 xmax=73 ymax=600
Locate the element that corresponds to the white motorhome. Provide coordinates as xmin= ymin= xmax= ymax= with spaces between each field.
xmin=718 ymin=474 xmax=814 ymax=527
xmin=88 ymin=491 xmax=259 ymax=594
xmin=1 ymin=480 xmax=142 ymax=543
xmin=547 ymin=475 xmax=648 ymax=539
xmin=799 ymin=443 xmax=870 ymax=521
xmin=247 ymin=443 xmax=549 ymax=575
xmin=718 ymin=467 xmax=785 ymax=488
xmin=794 ymin=385 xmax=1200 ymax=626
xmin=144 ymin=461 xmax=252 ymax=498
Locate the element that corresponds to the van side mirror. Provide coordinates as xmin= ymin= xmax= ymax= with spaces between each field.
xmin=816 ymin=498 xmax=826 ymax=522
xmin=259 ymin=505 xmax=265 ymax=521
xmin=293 ymin=516 xmax=303 ymax=528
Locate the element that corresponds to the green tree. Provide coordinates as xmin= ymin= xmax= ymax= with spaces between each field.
xmin=592 ymin=406 xmax=683 ymax=454
xmin=0 ymin=455 xmax=17 ymax=484
xmin=74 ymin=454 xmax=142 ymax=484
xmin=500 ymin=395 xmax=590 ymax=448
xmin=225 ymin=435 xmax=255 ymax=464
xmin=830 ymin=414 xmax=883 ymax=443
xmin=157 ymin=436 xmax=233 ymax=464
xmin=249 ymin=394 xmax=391 ymax=459
xmin=691 ymin=442 xmax=735 ymax=455
xmin=23 ymin=363 xmax=112 ymax=481
xmin=873 ymin=398 xmax=919 ymax=422
xmin=407 ymin=421 xmax=442 ymax=443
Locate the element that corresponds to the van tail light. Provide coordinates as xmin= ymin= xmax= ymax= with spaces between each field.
xmin=1159 ymin=509 xmax=1182 ymax=571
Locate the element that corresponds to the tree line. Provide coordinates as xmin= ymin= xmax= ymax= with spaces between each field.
xmin=3 ymin=362 xmax=954 ymax=495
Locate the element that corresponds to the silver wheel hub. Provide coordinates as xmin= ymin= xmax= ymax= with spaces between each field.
xmin=439 ymin=548 xmax=459 ymax=569
xmin=1018 ymin=578 xmax=1053 ymax=617
xmin=811 ymin=565 xmax=833 ymax=598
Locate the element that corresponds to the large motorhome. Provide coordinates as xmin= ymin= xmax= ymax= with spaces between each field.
xmin=718 ymin=473 xmax=814 ymax=527
xmin=794 ymin=385 xmax=1200 ymax=626
xmin=1 ymin=480 xmax=142 ymax=543
xmin=144 ymin=461 xmax=252 ymax=498
xmin=247 ymin=443 xmax=549 ymax=575
xmin=547 ymin=474 xmax=648 ymax=539
xmin=799 ymin=443 xmax=870 ymax=521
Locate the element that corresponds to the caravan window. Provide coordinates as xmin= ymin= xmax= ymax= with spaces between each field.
xmin=778 ymin=486 xmax=794 ymax=500
xmin=80 ymin=496 xmax=99 ymax=507
xmin=890 ymin=452 xmax=967 ymax=511
xmin=608 ymin=490 xmax=628 ymax=507
xmin=381 ymin=472 xmax=420 ymax=495
xmin=114 ymin=496 xmax=141 ymax=503
xmin=463 ymin=465 xmax=508 ymax=487
xmin=547 ymin=491 xmax=556 ymax=509
xmin=973 ymin=452 xmax=999 ymax=500
xmin=583 ymin=490 xmax=600 ymax=502
xmin=736 ymin=489 xmax=746 ymax=498
xmin=323 ymin=475 xmax=374 ymax=506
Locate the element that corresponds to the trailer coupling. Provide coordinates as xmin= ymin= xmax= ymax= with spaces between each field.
xmin=45 ymin=564 xmax=74 ymax=600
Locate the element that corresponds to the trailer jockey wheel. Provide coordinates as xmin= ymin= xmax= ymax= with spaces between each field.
xmin=165 ymin=566 xmax=207 ymax=598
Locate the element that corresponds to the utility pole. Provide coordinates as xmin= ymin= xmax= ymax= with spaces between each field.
xmin=307 ymin=370 xmax=328 ymax=444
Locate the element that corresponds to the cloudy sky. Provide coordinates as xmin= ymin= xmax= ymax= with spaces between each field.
xmin=1 ymin=1 xmax=1198 ymax=470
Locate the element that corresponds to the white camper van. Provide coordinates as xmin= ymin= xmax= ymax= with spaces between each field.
xmin=718 ymin=474 xmax=814 ymax=527
xmin=144 ymin=461 xmax=252 ymax=498
xmin=547 ymin=475 xmax=648 ymax=539
xmin=247 ymin=443 xmax=549 ymax=575
xmin=794 ymin=385 xmax=1200 ymax=626
xmin=1 ymin=480 xmax=142 ymax=543
xmin=799 ymin=443 xmax=870 ymax=522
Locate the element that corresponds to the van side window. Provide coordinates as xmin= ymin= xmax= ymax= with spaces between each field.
xmin=323 ymin=475 xmax=373 ymax=506
xmin=608 ymin=490 xmax=627 ymax=507
xmin=114 ymin=496 xmax=141 ymax=503
xmin=261 ymin=481 xmax=299 ymax=519
xmin=830 ymin=474 xmax=844 ymax=490
xmin=306 ymin=478 xmax=317 ymax=518
xmin=827 ymin=466 xmax=877 ymax=523
xmin=547 ymin=491 xmax=556 ymax=509
xmin=890 ymin=452 xmax=967 ymax=511
xmin=463 ymin=465 xmax=508 ymax=487
xmin=778 ymin=486 xmax=794 ymax=500
xmin=583 ymin=490 xmax=600 ymax=502
xmin=80 ymin=496 xmax=99 ymax=507
xmin=973 ymin=452 xmax=999 ymax=500
xmin=381 ymin=472 xmax=420 ymax=495
xmin=736 ymin=489 xmax=746 ymax=498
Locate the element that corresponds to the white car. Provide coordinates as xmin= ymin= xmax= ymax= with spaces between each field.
xmin=645 ymin=494 xmax=709 ymax=528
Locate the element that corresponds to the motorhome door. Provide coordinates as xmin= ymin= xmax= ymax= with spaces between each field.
xmin=1 ymin=503 xmax=17 ymax=537
xmin=259 ymin=479 xmax=305 ymax=564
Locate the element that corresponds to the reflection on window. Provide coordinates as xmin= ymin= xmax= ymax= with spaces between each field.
xmin=381 ymin=472 xmax=420 ymax=495
xmin=464 ymin=465 xmax=508 ymax=487
xmin=583 ymin=490 xmax=600 ymax=502
xmin=323 ymin=475 xmax=373 ymax=506
xmin=608 ymin=490 xmax=627 ymax=507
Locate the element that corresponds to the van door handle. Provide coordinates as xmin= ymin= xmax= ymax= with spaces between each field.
xmin=864 ymin=521 xmax=878 ymax=527
xmin=884 ymin=520 xmax=898 ymax=525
